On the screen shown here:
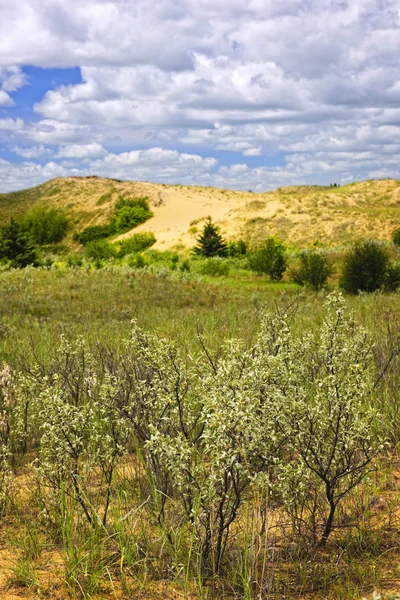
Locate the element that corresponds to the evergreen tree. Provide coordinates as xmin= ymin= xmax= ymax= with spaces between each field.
xmin=0 ymin=218 xmax=39 ymax=268
xmin=193 ymin=218 xmax=228 ymax=257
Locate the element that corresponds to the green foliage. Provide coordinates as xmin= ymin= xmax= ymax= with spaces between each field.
xmin=0 ymin=218 xmax=39 ymax=268
xmin=180 ymin=259 xmax=191 ymax=272
xmin=75 ymin=197 xmax=153 ymax=244
xmin=248 ymin=238 xmax=287 ymax=280
xmin=115 ymin=205 xmax=152 ymax=233
xmin=21 ymin=207 xmax=69 ymax=245
xmin=290 ymin=250 xmax=334 ymax=291
xmin=117 ymin=232 xmax=156 ymax=257
xmin=193 ymin=217 xmax=228 ymax=258
xmin=383 ymin=262 xmax=400 ymax=292
xmin=340 ymin=240 xmax=390 ymax=294
xmin=391 ymin=227 xmax=400 ymax=246
xmin=114 ymin=196 xmax=150 ymax=212
xmin=199 ymin=258 xmax=230 ymax=277
xmin=84 ymin=239 xmax=116 ymax=262
xmin=74 ymin=224 xmax=115 ymax=245
xmin=114 ymin=197 xmax=153 ymax=233
xmin=128 ymin=253 xmax=146 ymax=268
xmin=66 ymin=254 xmax=83 ymax=268
xmin=227 ymin=239 xmax=247 ymax=257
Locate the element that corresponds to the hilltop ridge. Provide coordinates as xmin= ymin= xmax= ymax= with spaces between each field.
xmin=1 ymin=176 xmax=399 ymax=249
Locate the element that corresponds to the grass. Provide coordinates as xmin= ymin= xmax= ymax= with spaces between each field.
xmin=1 ymin=266 xmax=400 ymax=598
xmin=1 ymin=176 xmax=400 ymax=249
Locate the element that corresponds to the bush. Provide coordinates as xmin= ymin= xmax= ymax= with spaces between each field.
xmin=117 ymin=232 xmax=156 ymax=257
xmin=128 ymin=254 xmax=146 ymax=269
xmin=21 ymin=207 xmax=69 ymax=245
xmin=340 ymin=240 xmax=389 ymax=294
xmin=115 ymin=206 xmax=153 ymax=233
xmin=66 ymin=254 xmax=83 ymax=269
xmin=384 ymin=262 xmax=400 ymax=292
xmin=75 ymin=224 xmax=115 ymax=245
xmin=0 ymin=218 xmax=39 ymax=268
xmin=114 ymin=196 xmax=150 ymax=212
xmin=392 ymin=227 xmax=400 ymax=246
xmin=227 ymin=239 xmax=247 ymax=257
xmin=180 ymin=259 xmax=190 ymax=272
xmin=248 ymin=238 xmax=287 ymax=280
xmin=85 ymin=239 xmax=116 ymax=263
xmin=193 ymin=218 xmax=228 ymax=258
xmin=114 ymin=197 xmax=153 ymax=233
xmin=75 ymin=198 xmax=153 ymax=244
xmin=290 ymin=250 xmax=334 ymax=291
xmin=199 ymin=258 xmax=230 ymax=277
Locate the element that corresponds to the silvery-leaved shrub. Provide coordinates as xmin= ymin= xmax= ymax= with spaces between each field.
xmin=276 ymin=292 xmax=382 ymax=546
xmin=114 ymin=317 xmax=292 ymax=574
xmin=0 ymin=364 xmax=16 ymax=516
xmin=31 ymin=337 xmax=129 ymax=528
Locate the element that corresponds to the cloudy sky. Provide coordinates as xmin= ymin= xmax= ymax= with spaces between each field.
xmin=0 ymin=0 xmax=400 ymax=192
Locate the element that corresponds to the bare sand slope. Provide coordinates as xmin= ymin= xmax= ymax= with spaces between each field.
xmin=1 ymin=176 xmax=400 ymax=248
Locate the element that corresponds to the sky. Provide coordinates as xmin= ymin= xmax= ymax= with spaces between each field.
xmin=0 ymin=0 xmax=400 ymax=192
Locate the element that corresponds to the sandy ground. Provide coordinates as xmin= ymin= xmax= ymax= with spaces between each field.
xmin=2 ymin=175 xmax=400 ymax=249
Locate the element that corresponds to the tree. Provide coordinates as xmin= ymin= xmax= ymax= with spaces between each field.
xmin=290 ymin=250 xmax=333 ymax=291
xmin=0 ymin=218 xmax=38 ymax=268
xmin=248 ymin=238 xmax=287 ymax=280
xmin=193 ymin=218 xmax=228 ymax=258
xmin=340 ymin=240 xmax=389 ymax=294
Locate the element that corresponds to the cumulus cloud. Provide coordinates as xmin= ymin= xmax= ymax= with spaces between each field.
xmin=12 ymin=144 xmax=52 ymax=159
xmin=56 ymin=142 xmax=107 ymax=158
xmin=1 ymin=0 xmax=400 ymax=190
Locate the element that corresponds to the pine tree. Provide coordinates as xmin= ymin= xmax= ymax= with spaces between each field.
xmin=193 ymin=218 xmax=228 ymax=257
xmin=0 ymin=218 xmax=39 ymax=268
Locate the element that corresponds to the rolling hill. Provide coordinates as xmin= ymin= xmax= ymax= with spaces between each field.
xmin=1 ymin=176 xmax=400 ymax=249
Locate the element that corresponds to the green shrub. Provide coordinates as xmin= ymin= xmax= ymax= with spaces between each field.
xmin=75 ymin=198 xmax=153 ymax=244
xmin=114 ymin=196 xmax=150 ymax=212
xmin=114 ymin=197 xmax=153 ymax=233
xmin=128 ymin=254 xmax=146 ymax=269
xmin=340 ymin=240 xmax=389 ymax=294
xmin=85 ymin=239 xmax=116 ymax=262
xmin=115 ymin=206 xmax=153 ymax=233
xmin=0 ymin=218 xmax=39 ymax=268
xmin=180 ymin=259 xmax=191 ymax=272
xmin=200 ymin=258 xmax=230 ymax=277
xmin=384 ymin=262 xmax=400 ymax=292
xmin=227 ymin=239 xmax=247 ymax=257
xmin=248 ymin=238 xmax=287 ymax=280
xmin=117 ymin=232 xmax=156 ymax=257
xmin=290 ymin=250 xmax=334 ymax=291
xmin=392 ymin=227 xmax=400 ymax=246
xmin=66 ymin=254 xmax=83 ymax=268
xmin=21 ymin=207 xmax=69 ymax=245
xmin=75 ymin=224 xmax=115 ymax=245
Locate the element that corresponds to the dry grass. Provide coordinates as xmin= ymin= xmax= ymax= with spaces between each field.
xmin=1 ymin=176 xmax=400 ymax=249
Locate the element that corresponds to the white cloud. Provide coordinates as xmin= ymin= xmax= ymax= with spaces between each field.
xmin=1 ymin=0 xmax=400 ymax=189
xmin=56 ymin=142 xmax=107 ymax=158
xmin=12 ymin=144 xmax=51 ymax=159
xmin=0 ymin=90 xmax=13 ymax=106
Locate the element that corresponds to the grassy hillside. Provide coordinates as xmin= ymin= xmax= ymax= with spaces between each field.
xmin=1 ymin=176 xmax=400 ymax=248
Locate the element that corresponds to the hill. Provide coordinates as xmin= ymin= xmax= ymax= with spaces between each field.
xmin=1 ymin=176 xmax=400 ymax=249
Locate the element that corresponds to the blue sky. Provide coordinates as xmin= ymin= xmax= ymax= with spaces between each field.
xmin=0 ymin=0 xmax=400 ymax=192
